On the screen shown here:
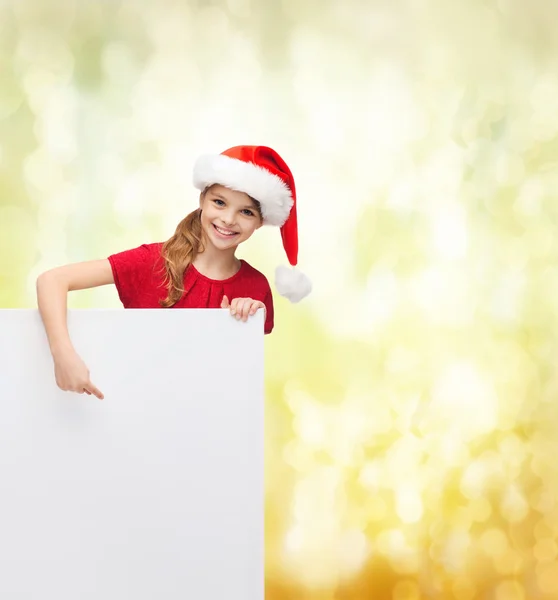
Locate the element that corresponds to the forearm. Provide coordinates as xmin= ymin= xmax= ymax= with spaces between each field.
xmin=36 ymin=271 xmax=74 ymax=358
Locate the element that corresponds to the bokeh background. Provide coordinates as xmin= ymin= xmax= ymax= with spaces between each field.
xmin=3 ymin=0 xmax=558 ymax=598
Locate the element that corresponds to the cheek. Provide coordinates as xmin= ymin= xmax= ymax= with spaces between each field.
xmin=200 ymin=207 xmax=214 ymax=224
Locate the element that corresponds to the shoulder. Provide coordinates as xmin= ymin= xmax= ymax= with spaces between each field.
xmin=135 ymin=242 xmax=164 ymax=258
xmin=107 ymin=242 xmax=166 ymax=307
xmin=107 ymin=242 xmax=165 ymax=281
xmin=238 ymin=260 xmax=272 ymax=292
xmin=109 ymin=242 xmax=163 ymax=264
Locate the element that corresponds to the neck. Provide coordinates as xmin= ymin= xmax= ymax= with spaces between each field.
xmin=192 ymin=242 xmax=240 ymax=279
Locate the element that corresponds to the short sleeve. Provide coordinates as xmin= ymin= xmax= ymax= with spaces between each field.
xmin=263 ymin=288 xmax=274 ymax=334
xmin=107 ymin=244 xmax=155 ymax=307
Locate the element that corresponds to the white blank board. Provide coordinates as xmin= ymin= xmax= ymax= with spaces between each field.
xmin=0 ymin=309 xmax=264 ymax=600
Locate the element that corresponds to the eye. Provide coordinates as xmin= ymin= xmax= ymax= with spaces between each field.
xmin=241 ymin=209 xmax=255 ymax=216
xmin=213 ymin=198 xmax=225 ymax=206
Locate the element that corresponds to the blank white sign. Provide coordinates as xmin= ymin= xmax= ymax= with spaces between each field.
xmin=0 ymin=309 xmax=264 ymax=600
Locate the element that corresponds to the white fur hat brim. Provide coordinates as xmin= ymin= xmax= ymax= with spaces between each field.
xmin=193 ymin=154 xmax=293 ymax=227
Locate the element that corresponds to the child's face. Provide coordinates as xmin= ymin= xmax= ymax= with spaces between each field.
xmin=199 ymin=184 xmax=263 ymax=251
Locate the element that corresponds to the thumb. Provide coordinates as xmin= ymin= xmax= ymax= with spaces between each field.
xmin=221 ymin=295 xmax=230 ymax=308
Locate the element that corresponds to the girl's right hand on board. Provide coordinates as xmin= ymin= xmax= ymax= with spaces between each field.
xmin=53 ymin=348 xmax=104 ymax=400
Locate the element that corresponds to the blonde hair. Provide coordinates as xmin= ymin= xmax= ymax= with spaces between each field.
xmin=159 ymin=187 xmax=262 ymax=307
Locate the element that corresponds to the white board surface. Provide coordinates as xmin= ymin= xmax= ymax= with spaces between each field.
xmin=0 ymin=309 xmax=264 ymax=600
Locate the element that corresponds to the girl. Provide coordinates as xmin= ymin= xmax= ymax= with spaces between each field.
xmin=36 ymin=145 xmax=311 ymax=401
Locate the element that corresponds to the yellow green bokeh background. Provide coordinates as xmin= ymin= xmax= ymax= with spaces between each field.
xmin=3 ymin=1 xmax=558 ymax=598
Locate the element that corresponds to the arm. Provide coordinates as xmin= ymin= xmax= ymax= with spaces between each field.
xmin=36 ymin=259 xmax=115 ymax=399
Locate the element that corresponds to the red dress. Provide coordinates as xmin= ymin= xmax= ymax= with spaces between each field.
xmin=107 ymin=243 xmax=274 ymax=334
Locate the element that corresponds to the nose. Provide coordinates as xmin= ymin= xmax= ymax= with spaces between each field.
xmin=222 ymin=210 xmax=236 ymax=227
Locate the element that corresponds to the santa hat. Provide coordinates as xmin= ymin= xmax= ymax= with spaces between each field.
xmin=193 ymin=145 xmax=312 ymax=303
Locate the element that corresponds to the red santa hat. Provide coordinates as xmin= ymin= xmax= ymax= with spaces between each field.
xmin=193 ymin=145 xmax=312 ymax=302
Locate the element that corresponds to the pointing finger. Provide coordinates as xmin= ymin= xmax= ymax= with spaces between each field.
xmin=87 ymin=383 xmax=104 ymax=401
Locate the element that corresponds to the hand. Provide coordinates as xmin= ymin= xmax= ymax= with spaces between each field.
xmin=53 ymin=348 xmax=104 ymax=400
xmin=221 ymin=295 xmax=265 ymax=322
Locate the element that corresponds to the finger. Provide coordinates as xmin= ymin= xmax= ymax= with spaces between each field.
xmin=221 ymin=295 xmax=230 ymax=309
xmin=249 ymin=301 xmax=264 ymax=316
xmin=230 ymin=297 xmax=240 ymax=316
xmin=87 ymin=383 xmax=104 ymax=401
xmin=84 ymin=389 xmax=91 ymax=395
xmin=233 ymin=299 xmax=245 ymax=320
xmin=241 ymin=301 xmax=252 ymax=322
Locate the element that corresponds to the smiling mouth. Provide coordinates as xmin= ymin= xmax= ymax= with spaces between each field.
xmin=213 ymin=224 xmax=239 ymax=237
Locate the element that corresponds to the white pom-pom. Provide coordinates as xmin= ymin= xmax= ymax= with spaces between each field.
xmin=275 ymin=265 xmax=312 ymax=303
